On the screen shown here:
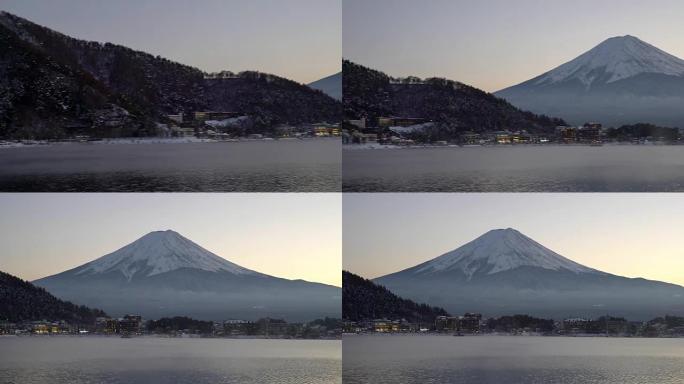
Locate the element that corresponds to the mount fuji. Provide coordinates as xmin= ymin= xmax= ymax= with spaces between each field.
xmin=495 ymin=36 xmax=684 ymax=127
xmin=34 ymin=230 xmax=340 ymax=321
xmin=308 ymin=72 xmax=342 ymax=100
xmin=374 ymin=228 xmax=684 ymax=320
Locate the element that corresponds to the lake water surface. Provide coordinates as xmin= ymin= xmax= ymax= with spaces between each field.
xmin=343 ymin=335 xmax=684 ymax=384
xmin=0 ymin=337 xmax=341 ymax=384
xmin=0 ymin=139 xmax=340 ymax=192
xmin=343 ymin=145 xmax=684 ymax=191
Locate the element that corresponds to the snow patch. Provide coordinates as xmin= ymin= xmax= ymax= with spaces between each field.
xmin=534 ymin=35 xmax=684 ymax=87
xmin=415 ymin=228 xmax=595 ymax=278
xmin=75 ymin=230 xmax=257 ymax=280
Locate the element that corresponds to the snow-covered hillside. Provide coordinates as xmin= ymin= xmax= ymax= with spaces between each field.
xmin=413 ymin=228 xmax=596 ymax=278
xmin=73 ymin=230 xmax=257 ymax=280
xmin=533 ymin=35 xmax=684 ymax=88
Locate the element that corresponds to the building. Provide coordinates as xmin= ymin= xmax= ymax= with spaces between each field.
xmin=494 ymin=131 xmax=513 ymax=144
xmin=193 ymin=111 xmax=241 ymax=122
xmin=223 ymin=319 xmax=253 ymax=336
xmin=118 ymin=315 xmax=142 ymax=335
xmin=578 ymin=122 xmax=602 ymax=143
xmin=459 ymin=313 xmax=482 ymax=333
xmin=313 ymin=124 xmax=341 ymax=137
xmin=562 ymin=318 xmax=590 ymax=334
xmin=347 ymin=118 xmax=366 ymax=129
xmin=373 ymin=319 xmax=392 ymax=333
xmin=556 ymin=126 xmax=578 ymax=143
xmin=459 ymin=131 xmax=481 ymax=145
xmin=378 ymin=116 xmax=428 ymax=128
xmin=256 ymin=318 xmax=289 ymax=335
xmin=95 ymin=317 xmax=119 ymax=334
xmin=167 ymin=113 xmax=184 ymax=123
xmin=511 ymin=131 xmax=533 ymax=144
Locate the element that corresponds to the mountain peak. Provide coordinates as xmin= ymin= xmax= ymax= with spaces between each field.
xmin=72 ymin=231 xmax=257 ymax=280
xmin=412 ymin=228 xmax=595 ymax=278
xmin=529 ymin=35 xmax=684 ymax=87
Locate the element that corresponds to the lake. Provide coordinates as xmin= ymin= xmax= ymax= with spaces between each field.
xmin=0 ymin=337 xmax=341 ymax=384
xmin=343 ymin=145 xmax=684 ymax=192
xmin=0 ymin=139 xmax=340 ymax=192
xmin=343 ymin=335 xmax=684 ymax=384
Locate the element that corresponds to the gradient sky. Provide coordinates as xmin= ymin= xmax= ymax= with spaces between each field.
xmin=0 ymin=193 xmax=341 ymax=287
xmin=344 ymin=0 xmax=684 ymax=92
xmin=0 ymin=0 xmax=340 ymax=84
xmin=344 ymin=193 xmax=684 ymax=287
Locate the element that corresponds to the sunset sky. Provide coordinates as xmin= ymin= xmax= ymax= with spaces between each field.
xmin=0 ymin=0 xmax=341 ymax=84
xmin=344 ymin=193 xmax=684 ymax=287
xmin=344 ymin=0 xmax=684 ymax=92
xmin=0 ymin=193 xmax=341 ymax=287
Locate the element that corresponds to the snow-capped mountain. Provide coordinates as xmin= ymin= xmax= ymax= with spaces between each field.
xmin=375 ymin=228 xmax=684 ymax=320
xmin=531 ymin=36 xmax=684 ymax=87
xmin=411 ymin=228 xmax=596 ymax=278
xmin=495 ymin=36 xmax=684 ymax=127
xmin=308 ymin=72 xmax=342 ymax=100
xmin=72 ymin=230 xmax=257 ymax=280
xmin=34 ymin=231 xmax=340 ymax=321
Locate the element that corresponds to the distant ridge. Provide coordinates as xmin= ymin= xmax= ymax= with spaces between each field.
xmin=0 ymin=11 xmax=341 ymax=139
xmin=343 ymin=59 xmax=566 ymax=138
xmin=0 ymin=270 xmax=106 ymax=324
xmin=308 ymin=72 xmax=342 ymax=100
xmin=342 ymin=270 xmax=449 ymax=323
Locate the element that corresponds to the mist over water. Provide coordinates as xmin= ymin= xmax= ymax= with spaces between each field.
xmin=0 ymin=139 xmax=341 ymax=192
xmin=343 ymin=145 xmax=684 ymax=192
xmin=0 ymin=337 xmax=341 ymax=384
xmin=343 ymin=335 xmax=684 ymax=384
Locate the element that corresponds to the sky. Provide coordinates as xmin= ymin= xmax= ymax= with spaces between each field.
xmin=343 ymin=0 xmax=684 ymax=92
xmin=0 ymin=0 xmax=341 ymax=84
xmin=344 ymin=193 xmax=684 ymax=287
xmin=0 ymin=193 xmax=341 ymax=287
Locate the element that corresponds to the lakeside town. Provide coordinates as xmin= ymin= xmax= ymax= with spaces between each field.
xmin=0 ymin=110 xmax=340 ymax=147
xmin=344 ymin=313 xmax=684 ymax=338
xmin=0 ymin=315 xmax=343 ymax=339
xmin=342 ymin=116 xmax=681 ymax=147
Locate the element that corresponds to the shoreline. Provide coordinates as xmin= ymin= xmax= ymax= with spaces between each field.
xmin=0 ymin=136 xmax=339 ymax=149
xmin=343 ymin=142 xmax=683 ymax=151
xmin=342 ymin=332 xmax=684 ymax=339
xmin=2 ymin=334 xmax=341 ymax=341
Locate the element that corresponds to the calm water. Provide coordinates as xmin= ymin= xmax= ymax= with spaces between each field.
xmin=343 ymin=145 xmax=684 ymax=191
xmin=0 ymin=337 xmax=341 ymax=384
xmin=343 ymin=335 xmax=684 ymax=384
xmin=0 ymin=139 xmax=340 ymax=192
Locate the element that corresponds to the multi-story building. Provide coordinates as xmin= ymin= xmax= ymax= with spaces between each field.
xmin=193 ymin=111 xmax=241 ymax=122
xmin=578 ymin=122 xmax=602 ymax=143
xmin=118 ymin=315 xmax=143 ymax=335
xmin=556 ymin=126 xmax=578 ymax=143
xmin=378 ymin=116 xmax=428 ymax=128
xmin=459 ymin=313 xmax=482 ymax=333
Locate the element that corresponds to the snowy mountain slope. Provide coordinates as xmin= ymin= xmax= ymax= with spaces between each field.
xmin=411 ymin=228 xmax=596 ymax=278
xmin=495 ymin=36 xmax=684 ymax=127
xmin=72 ymin=230 xmax=257 ymax=280
xmin=375 ymin=228 xmax=684 ymax=320
xmin=308 ymin=72 xmax=342 ymax=100
xmin=532 ymin=35 xmax=684 ymax=88
xmin=34 ymin=231 xmax=340 ymax=321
